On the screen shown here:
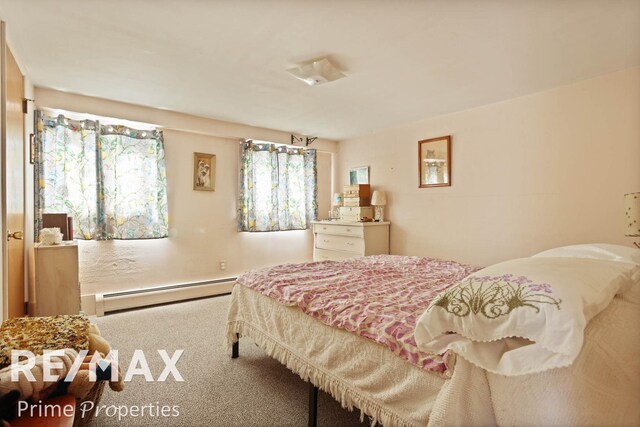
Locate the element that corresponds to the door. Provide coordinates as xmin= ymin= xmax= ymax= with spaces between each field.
xmin=1 ymin=22 xmax=25 ymax=319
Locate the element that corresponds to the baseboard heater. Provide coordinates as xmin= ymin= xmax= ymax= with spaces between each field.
xmin=94 ymin=277 xmax=237 ymax=316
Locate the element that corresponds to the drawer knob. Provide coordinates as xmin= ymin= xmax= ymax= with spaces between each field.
xmin=347 ymin=242 xmax=354 ymax=246
xmin=322 ymin=227 xmax=327 ymax=230
xmin=346 ymin=228 xmax=351 ymax=232
xmin=323 ymin=239 xmax=329 ymax=243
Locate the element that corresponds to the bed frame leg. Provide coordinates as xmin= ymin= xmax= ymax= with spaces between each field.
xmin=308 ymin=383 xmax=318 ymax=427
xmin=231 ymin=333 xmax=239 ymax=359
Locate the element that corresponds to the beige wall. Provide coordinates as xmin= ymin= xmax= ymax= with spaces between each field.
xmin=316 ymin=151 xmax=332 ymax=221
xmin=34 ymin=89 xmax=337 ymax=295
xmin=338 ymin=67 xmax=640 ymax=266
xmin=23 ymin=76 xmax=34 ymax=301
xmin=32 ymin=67 xmax=640 ymax=291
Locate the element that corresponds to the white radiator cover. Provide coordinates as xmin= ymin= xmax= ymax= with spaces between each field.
xmin=88 ymin=278 xmax=236 ymax=316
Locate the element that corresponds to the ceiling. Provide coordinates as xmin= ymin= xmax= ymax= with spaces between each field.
xmin=1 ymin=0 xmax=639 ymax=141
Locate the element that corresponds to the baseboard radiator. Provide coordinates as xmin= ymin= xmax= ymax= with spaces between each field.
xmin=93 ymin=277 xmax=237 ymax=316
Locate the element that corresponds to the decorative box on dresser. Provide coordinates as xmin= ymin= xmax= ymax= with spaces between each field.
xmin=29 ymin=242 xmax=81 ymax=316
xmin=340 ymin=184 xmax=373 ymax=221
xmin=312 ymin=220 xmax=390 ymax=261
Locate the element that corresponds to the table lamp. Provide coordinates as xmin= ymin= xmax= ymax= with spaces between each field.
xmin=371 ymin=191 xmax=387 ymax=222
xmin=625 ymin=192 xmax=640 ymax=248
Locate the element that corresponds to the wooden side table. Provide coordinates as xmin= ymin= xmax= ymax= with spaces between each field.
xmin=29 ymin=242 xmax=80 ymax=316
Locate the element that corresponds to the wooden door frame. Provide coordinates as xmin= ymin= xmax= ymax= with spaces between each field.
xmin=1 ymin=20 xmax=7 ymax=320
xmin=0 ymin=22 xmax=34 ymax=320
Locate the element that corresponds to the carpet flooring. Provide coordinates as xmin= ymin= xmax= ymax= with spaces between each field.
xmin=90 ymin=295 xmax=366 ymax=426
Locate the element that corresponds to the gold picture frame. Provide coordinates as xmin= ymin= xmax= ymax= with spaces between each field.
xmin=193 ymin=152 xmax=216 ymax=191
xmin=419 ymin=136 xmax=451 ymax=188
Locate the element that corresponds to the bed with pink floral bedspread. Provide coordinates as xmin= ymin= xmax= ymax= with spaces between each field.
xmin=228 ymin=251 xmax=640 ymax=427
xmin=236 ymin=254 xmax=480 ymax=377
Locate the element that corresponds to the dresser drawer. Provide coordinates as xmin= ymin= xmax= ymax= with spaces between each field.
xmin=314 ymin=248 xmax=359 ymax=262
xmin=316 ymin=234 xmax=364 ymax=253
xmin=314 ymin=223 xmax=364 ymax=237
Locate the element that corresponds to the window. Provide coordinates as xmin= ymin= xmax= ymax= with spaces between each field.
xmin=237 ymin=140 xmax=317 ymax=231
xmin=35 ymin=112 xmax=169 ymax=240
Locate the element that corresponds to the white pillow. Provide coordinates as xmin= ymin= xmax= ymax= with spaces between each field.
xmin=532 ymin=243 xmax=640 ymax=266
xmin=414 ymin=256 xmax=639 ymax=376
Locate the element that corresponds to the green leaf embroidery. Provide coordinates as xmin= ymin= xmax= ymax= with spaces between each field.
xmin=432 ymin=275 xmax=561 ymax=319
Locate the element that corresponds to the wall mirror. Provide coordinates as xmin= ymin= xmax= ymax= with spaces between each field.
xmin=349 ymin=166 xmax=370 ymax=185
xmin=419 ymin=136 xmax=451 ymax=188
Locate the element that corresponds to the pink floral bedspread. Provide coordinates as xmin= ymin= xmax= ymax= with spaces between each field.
xmin=237 ymin=255 xmax=481 ymax=375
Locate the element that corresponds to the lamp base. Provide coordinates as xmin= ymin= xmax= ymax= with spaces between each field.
xmin=330 ymin=206 xmax=341 ymax=220
xmin=374 ymin=206 xmax=385 ymax=222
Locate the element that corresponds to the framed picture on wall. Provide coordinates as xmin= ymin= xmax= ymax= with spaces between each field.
xmin=349 ymin=166 xmax=370 ymax=185
xmin=193 ymin=152 xmax=216 ymax=191
xmin=419 ymin=136 xmax=451 ymax=188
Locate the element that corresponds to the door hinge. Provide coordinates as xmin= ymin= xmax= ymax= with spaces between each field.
xmin=22 ymin=98 xmax=34 ymax=114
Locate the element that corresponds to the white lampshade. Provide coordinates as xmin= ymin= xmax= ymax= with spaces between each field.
xmin=625 ymin=192 xmax=640 ymax=237
xmin=371 ymin=191 xmax=387 ymax=206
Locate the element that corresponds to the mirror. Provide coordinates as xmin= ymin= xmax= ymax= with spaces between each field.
xmin=419 ymin=136 xmax=451 ymax=187
xmin=349 ymin=166 xmax=370 ymax=185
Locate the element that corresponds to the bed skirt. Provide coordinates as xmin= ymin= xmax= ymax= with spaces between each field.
xmin=226 ymin=278 xmax=640 ymax=426
xmin=226 ymin=284 xmax=447 ymax=427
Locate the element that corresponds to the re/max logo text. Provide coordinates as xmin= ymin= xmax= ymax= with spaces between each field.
xmin=10 ymin=349 xmax=184 ymax=383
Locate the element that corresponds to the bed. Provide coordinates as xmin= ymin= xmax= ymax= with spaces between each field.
xmin=226 ymin=245 xmax=640 ymax=426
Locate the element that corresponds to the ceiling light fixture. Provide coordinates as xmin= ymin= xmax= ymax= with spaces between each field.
xmin=286 ymin=57 xmax=346 ymax=86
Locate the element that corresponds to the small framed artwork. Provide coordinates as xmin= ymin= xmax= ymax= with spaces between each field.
xmin=29 ymin=133 xmax=35 ymax=164
xmin=349 ymin=166 xmax=370 ymax=185
xmin=419 ymin=136 xmax=451 ymax=188
xmin=193 ymin=152 xmax=216 ymax=191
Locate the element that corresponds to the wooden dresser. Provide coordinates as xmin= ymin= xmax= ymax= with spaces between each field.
xmin=312 ymin=221 xmax=390 ymax=261
xmin=29 ymin=242 xmax=81 ymax=316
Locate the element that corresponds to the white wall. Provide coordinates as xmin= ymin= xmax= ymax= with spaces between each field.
xmin=338 ymin=67 xmax=640 ymax=266
xmin=34 ymin=89 xmax=337 ymax=295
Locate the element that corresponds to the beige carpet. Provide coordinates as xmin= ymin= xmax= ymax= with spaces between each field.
xmin=91 ymin=295 xmax=366 ymax=426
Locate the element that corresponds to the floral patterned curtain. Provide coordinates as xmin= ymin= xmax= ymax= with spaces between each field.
xmin=35 ymin=111 xmax=169 ymax=240
xmin=34 ymin=114 xmax=99 ymax=239
xmin=97 ymin=126 xmax=168 ymax=239
xmin=238 ymin=141 xmax=317 ymax=232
